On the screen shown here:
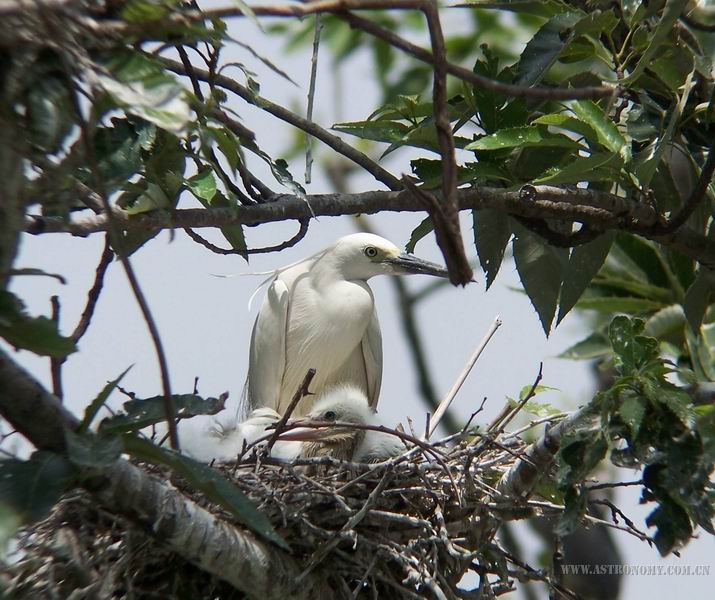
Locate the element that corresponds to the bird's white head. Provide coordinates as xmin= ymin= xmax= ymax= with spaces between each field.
xmin=326 ymin=233 xmax=449 ymax=281
xmin=279 ymin=384 xmax=373 ymax=446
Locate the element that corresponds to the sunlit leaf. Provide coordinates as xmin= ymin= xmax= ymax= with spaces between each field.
xmin=466 ymin=126 xmax=581 ymax=151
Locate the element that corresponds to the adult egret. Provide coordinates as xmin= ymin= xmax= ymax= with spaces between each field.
xmin=246 ymin=233 xmax=448 ymax=416
xmin=281 ymin=384 xmax=405 ymax=463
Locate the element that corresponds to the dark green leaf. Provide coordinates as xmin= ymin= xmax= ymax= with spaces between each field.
xmin=624 ymin=0 xmax=690 ymax=84
xmin=0 ymin=291 xmax=76 ymax=358
xmin=558 ymin=332 xmax=611 ymax=360
xmin=557 ymin=231 xmax=615 ymax=324
xmin=683 ymin=270 xmax=715 ymax=332
xmin=64 ymin=431 xmax=123 ymax=469
xmin=473 ymin=209 xmax=511 ymax=289
xmin=405 ymin=217 xmax=433 ymax=254
xmin=79 ymin=366 xmax=133 ymax=434
xmin=608 ymin=316 xmax=659 ymax=375
xmin=513 ymin=223 xmax=568 ymax=335
xmin=98 ymin=51 xmax=191 ymax=134
xmin=123 ymin=436 xmax=288 ymax=549
xmin=534 ymin=152 xmax=622 ymax=184
xmin=516 ymin=12 xmax=581 ymax=87
xmin=575 ymin=296 xmax=664 ymax=314
xmin=0 ymin=452 xmax=76 ymax=524
xmin=100 ymin=393 xmax=228 ymax=434
xmin=619 ymin=396 xmax=646 ymax=436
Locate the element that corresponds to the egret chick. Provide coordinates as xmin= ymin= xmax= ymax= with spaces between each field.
xmin=247 ymin=233 xmax=448 ymax=416
xmin=281 ymin=384 xmax=405 ymax=463
xmin=181 ymin=407 xmax=299 ymax=463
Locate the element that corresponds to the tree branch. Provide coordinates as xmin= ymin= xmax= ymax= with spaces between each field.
xmin=158 ymin=56 xmax=403 ymax=191
xmin=0 ymin=346 xmax=329 ymax=599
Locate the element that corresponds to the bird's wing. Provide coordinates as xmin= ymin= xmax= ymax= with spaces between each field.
xmin=247 ymin=278 xmax=290 ymax=412
xmin=361 ymin=307 xmax=383 ymax=410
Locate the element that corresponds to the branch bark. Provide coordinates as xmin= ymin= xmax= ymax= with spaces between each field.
xmin=26 ymin=184 xmax=715 ymax=267
xmin=0 ymin=347 xmax=329 ymax=599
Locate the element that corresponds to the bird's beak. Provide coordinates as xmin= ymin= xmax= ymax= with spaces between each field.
xmin=279 ymin=422 xmax=354 ymax=442
xmin=384 ymin=253 xmax=449 ymax=278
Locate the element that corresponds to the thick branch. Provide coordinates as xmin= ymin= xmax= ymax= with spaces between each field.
xmin=0 ymin=347 xmax=328 ymax=599
xmin=26 ymin=183 xmax=715 ymax=265
xmin=498 ymin=408 xmax=598 ymax=500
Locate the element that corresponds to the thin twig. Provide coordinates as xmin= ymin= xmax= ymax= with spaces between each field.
xmin=71 ymin=236 xmax=113 ymax=343
xmin=428 ymin=316 xmax=502 ymax=438
xmin=157 ymin=55 xmax=402 ymax=191
xmin=50 ymin=295 xmax=63 ymax=401
xmin=305 ymin=16 xmax=322 ymax=184
xmin=487 ymin=363 xmax=543 ymax=435
xmin=183 ymin=219 xmax=309 ymax=255
xmin=265 ymin=368 xmax=316 ymax=452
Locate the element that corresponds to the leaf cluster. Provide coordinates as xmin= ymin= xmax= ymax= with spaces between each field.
xmin=557 ymin=316 xmax=715 ymax=555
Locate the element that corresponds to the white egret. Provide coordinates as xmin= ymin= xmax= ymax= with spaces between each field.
xmin=281 ymin=384 xmax=405 ymax=463
xmin=246 ymin=233 xmax=449 ymax=417
xmin=180 ymin=407 xmax=298 ymax=463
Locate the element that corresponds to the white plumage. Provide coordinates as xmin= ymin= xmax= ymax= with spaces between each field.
xmin=181 ymin=385 xmax=404 ymax=464
xmin=246 ymin=233 xmax=448 ymax=417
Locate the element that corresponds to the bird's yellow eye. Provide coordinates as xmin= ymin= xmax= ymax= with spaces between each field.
xmin=324 ymin=410 xmax=337 ymax=421
xmin=364 ymin=246 xmax=378 ymax=258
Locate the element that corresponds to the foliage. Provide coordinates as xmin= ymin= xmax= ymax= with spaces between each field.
xmin=558 ymin=316 xmax=715 ymax=555
xmin=1 ymin=0 xmax=715 ymax=595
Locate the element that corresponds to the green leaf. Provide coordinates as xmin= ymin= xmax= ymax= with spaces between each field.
xmin=619 ymin=395 xmax=646 ymax=436
xmin=644 ymin=305 xmax=685 ymax=339
xmin=405 ymin=217 xmax=433 ymax=254
xmin=98 ymin=51 xmax=191 ymax=134
xmin=646 ymin=498 xmax=692 ymax=556
xmin=26 ymin=76 xmax=74 ymax=153
xmin=513 ymin=223 xmax=568 ymax=335
xmin=532 ymin=113 xmax=600 ymax=147
xmin=571 ymin=101 xmax=631 ymax=163
xmin=463 ymin=0 xmax=572 ymax=18
xmin=123 ymin=436 xmax=289 ymax=549
xmin=64 ymin=431 xmax=123 ymax=469
xmin=516 ymin=12 xmax=581 ymax=87
xmin=473 ymin=209 xmax=511 ymax=289
xmin=558 ymin=332 xmax=611 ymax=360
xmin=623 ymin=0 xmax=691 ymax=85
xmin=0 ymin=452 xmax=76 ymax=524
xmin=0 ymin=503 xmax=21 ymax=558
xmin=575 ymin=296 xmax=665 ymax=314
xmin=187 ymin=169 xmax=218 ymax=202
xmin=608 ymin=316 xmax=659 ymax=375
xmin=0 ymin=291 xmax=76 ymax=358
xmin=683 ymin=270 xmax=715 ymax=332
xmin=121 ymin=182 xmax=170 ymax=215
xmin=522 ymin=400 xmax=562 ymax=417
xmin=466 ymin=126 xmax=581 ymax=151
xmin=533 ymin=152 xmax=622 ymax=185
xmin=557 ymin=231 xmax=615 ymax=324
xmin=100 ymin=393 xmax=228 ymax=434
xmin=656 ymin=387 xmax=693 ymax=427
xmin=79 ymin=366 xmax=133 ymax=434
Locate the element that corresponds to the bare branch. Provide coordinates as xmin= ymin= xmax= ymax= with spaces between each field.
xmin=265 ymin=368 xmax=316 ymax=452
xmin=184 ymin=218 xmax=309 ymax=255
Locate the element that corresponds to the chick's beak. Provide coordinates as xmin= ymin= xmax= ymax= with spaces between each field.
xmin=384 ymin=253 xmax=449 ymax=278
